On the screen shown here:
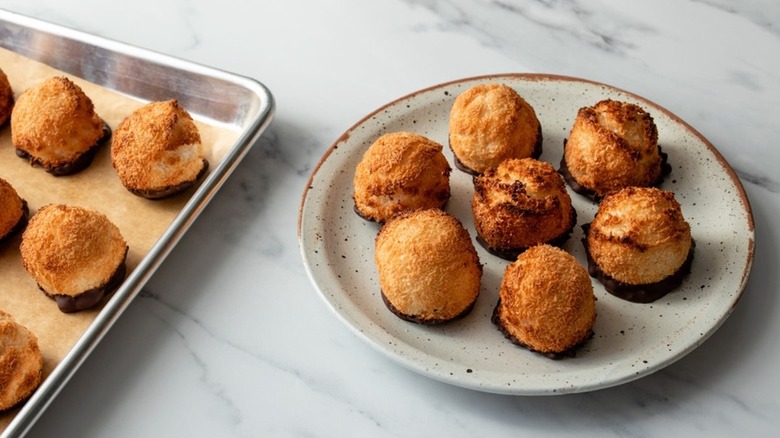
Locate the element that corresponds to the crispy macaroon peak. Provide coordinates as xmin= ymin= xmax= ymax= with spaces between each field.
xmin=0 ymin=310 xmax=43 ymax=412
xmin=494 ymin=244 xmax=595 ymax=357
xmin=20 ymin=204 xmax=128 ymax=299
xmin=472 ymin=158 xmax=575 ymax=258
xmin=587 ymin=187 xmax=692 ymax=285
xmin=477 ymin=158 xmax=568 ymax=209
xmin=589 ymin=187 xmax=690 ymax=251
xmin=563 ymin=99 xmax=663 ymax=198
xmin=0 ymin=177 xmax=27 ymax=241
xmin=375 ymin=208 xmax=482 ymax=324
xmin=0 ymin=67 xmax=14 ymax=126
xmin=111 ymin=99 xmax=207 ymax=198
xmin=11 ymin=76 xmax=105 ymax=170
xmin=449 ymin=83 xmax=541 ymax=174
xmin=589 ymin=99 xmax=658 ymax=153
xmin=353 ymin=131 xmax=451 ymax=223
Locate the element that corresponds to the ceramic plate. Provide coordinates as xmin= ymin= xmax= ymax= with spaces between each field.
xmin=297 ymin=74 xmax=754 ymax=395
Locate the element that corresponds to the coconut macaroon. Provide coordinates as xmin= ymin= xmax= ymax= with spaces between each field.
xmin=584 ymin=187 xmax=694 ymax=303
xmin=449 ymin=83 xmax=542 ymax=175
xmin=472 ymin=158 xmax=576 ymax=260
xmin=20 ymin=204 xmax=129 ymax=313
xmin=375 ymin=209 xmax=482 ymax=325
xmin=493 ymin=244 xmax=596 ymax=359
xmin=561 ymin=99 xmax=668 ymax=200
xmin=0 ymin=310 xmax=44 ymax=412
xmin=353 ymin=132 xmax=451 ymax=223
xmin=0 ymin=67 xmax=14 ymax=126
xmin=0 ymin=177 xmax=28 ymax=242
xmin=11 ymin=76 xmax=110 ymax=176
xmin=111 ymin=99 xmax=208 ymax=199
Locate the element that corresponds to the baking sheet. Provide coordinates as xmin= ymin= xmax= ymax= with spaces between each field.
xmin=0 ymin=10 xmax=273 ymax=437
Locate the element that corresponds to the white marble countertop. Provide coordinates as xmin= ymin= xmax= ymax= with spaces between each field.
xmin=2 ymin=0 xmax=779 ymax=436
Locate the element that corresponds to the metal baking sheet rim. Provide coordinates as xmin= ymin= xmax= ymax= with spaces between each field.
xmin=0 ymin=9 xmax=275 ymax=437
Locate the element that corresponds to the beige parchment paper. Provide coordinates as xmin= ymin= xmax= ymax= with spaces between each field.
xmin=0 ymin=46 xmax=239 ymax=430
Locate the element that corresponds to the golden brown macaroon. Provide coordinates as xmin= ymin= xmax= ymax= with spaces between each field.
xmin=20 ymin=204 xmax=128 ymax=313
xmin=111 ymin=99 xmax=208 ymax=199
xmin=0 ymin=67 xmax=14 ymax=126
xmin=11 ymin=76 xmax=110 ymax=176
xmin=375 ymin=209 xmax=482 ymax=324
xmin=0 ymin=310 xmax=43 ymax=412
xmin=561 ymin=99 xmax=669 ymax=200
xmin=493 ymin=244 xmax=596 ymax=359
xmin=353 ymin=132 xmax=451 ymax=223
xmin=449 ymin=83 xmax=542 ymax=175
xmin=584 ymin=187 xmax=694 ymax=303
xmin=472 ymin=158 xmax=576 ymax=260
xmin=0 ymin=177 xmax=28 ymax=242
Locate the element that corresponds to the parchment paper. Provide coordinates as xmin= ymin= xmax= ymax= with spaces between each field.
xmin=0 ymin=46 xmax=239 ymax=429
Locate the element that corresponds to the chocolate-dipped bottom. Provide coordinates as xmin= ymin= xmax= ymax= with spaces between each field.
xmin=475 ymin=207 xmax=576 ymax=261
xmin=381 ymin=290 xmax=476 ymax=326
xmin=15 ymin=121 xmax=112 ymax=176
xmin=43 ymin=248 xmax=128 ymax=313
xmin=352 ymin=197 xmax=451 ymax=225
xmin=492 ymin=300 xmax=594 ymax=359
xmin=582 ymin=227 xmax=695 ymax=303
xmin=129 ymin=159 xmax=210 ymax=200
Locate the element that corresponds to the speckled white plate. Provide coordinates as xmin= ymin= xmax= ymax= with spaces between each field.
xmin=297 ymin=74 xmax=755 ymax=395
